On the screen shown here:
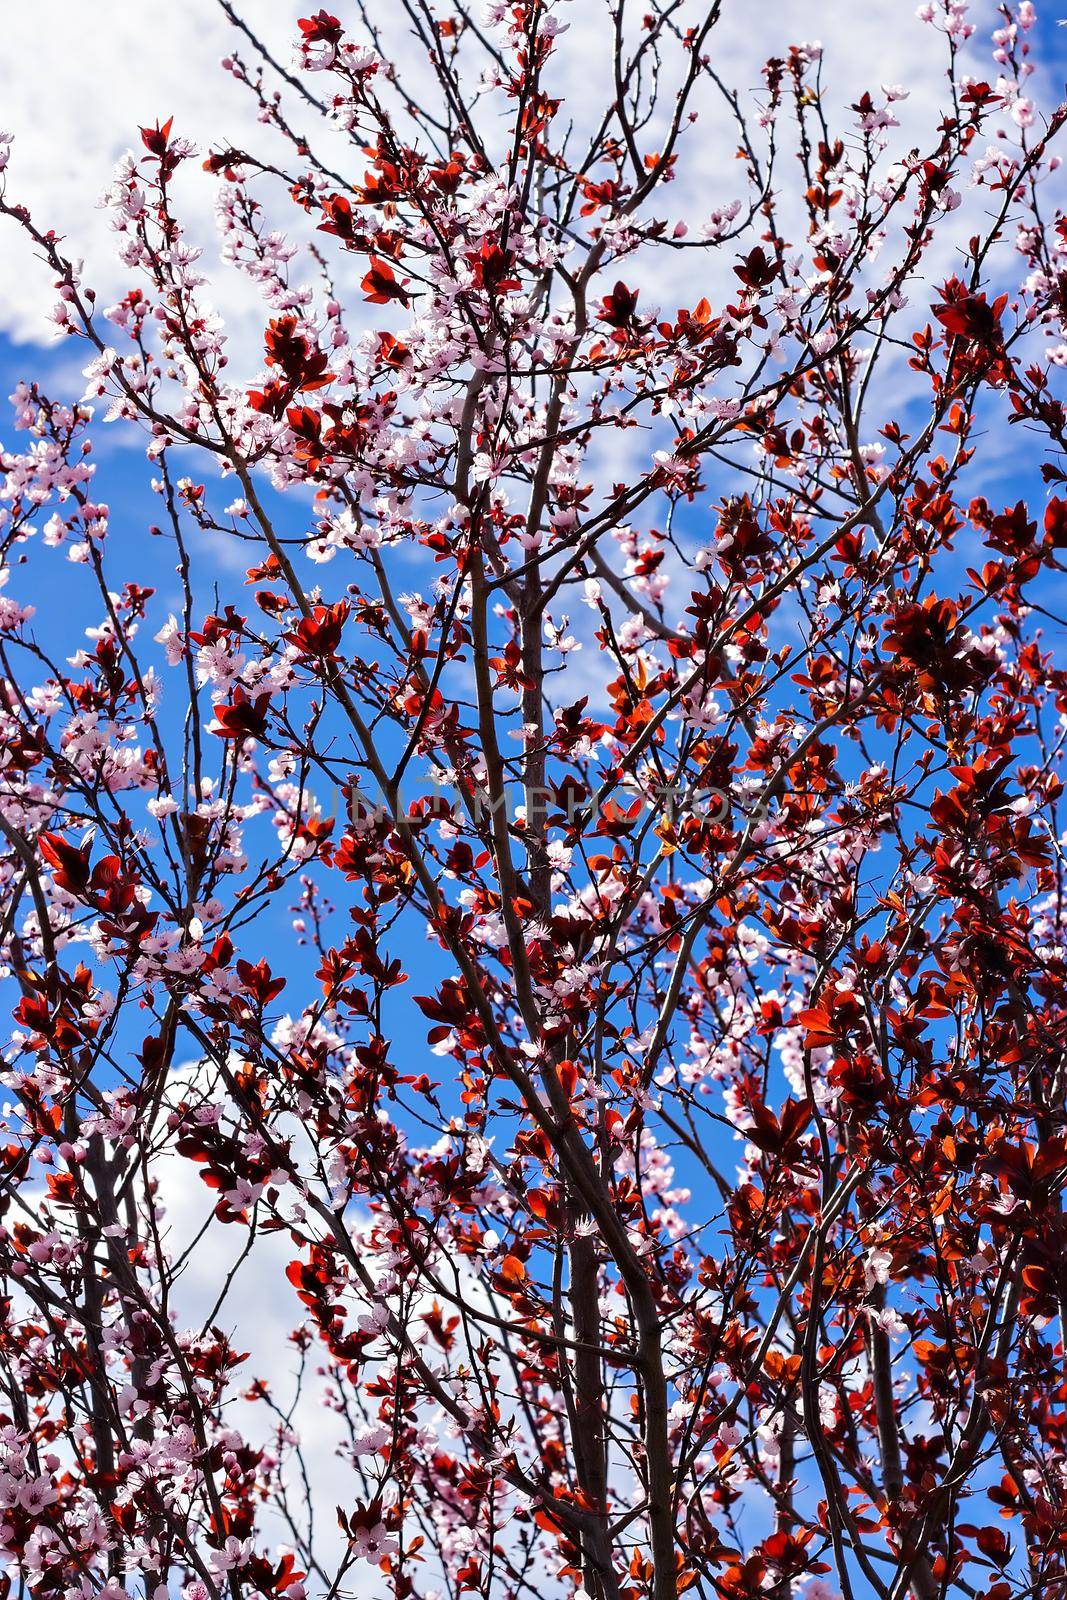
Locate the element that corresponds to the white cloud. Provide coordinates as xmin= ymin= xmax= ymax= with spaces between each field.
xmin=0 ymin=0 xmax=1054 ymax=358
xmin=148 ymin=1062 xmax=357 ymax=1584
xmin=0 ymin=0 xmax=303 ymax=350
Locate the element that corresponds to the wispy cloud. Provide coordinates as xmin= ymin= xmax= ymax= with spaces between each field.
xmin=0 ymin=0 xmax=1055 ymax=359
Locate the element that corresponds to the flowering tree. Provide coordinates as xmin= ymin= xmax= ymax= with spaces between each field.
xmin=0 ymin=2 xmax=1065 ymax=1598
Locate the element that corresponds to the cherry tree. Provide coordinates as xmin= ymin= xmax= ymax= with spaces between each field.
xmin=0 ymin=3 xmax=1065 ymax=1599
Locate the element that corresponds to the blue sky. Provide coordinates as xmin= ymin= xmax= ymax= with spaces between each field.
xmin=0 ymin=8 xmax=1065 ymax=1588
xmin=0 ymin=0 xmax=1062 ymax=1157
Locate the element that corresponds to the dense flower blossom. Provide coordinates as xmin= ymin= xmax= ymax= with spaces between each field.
xmin=0 ymin=4 xmax=1062 ymax=1600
